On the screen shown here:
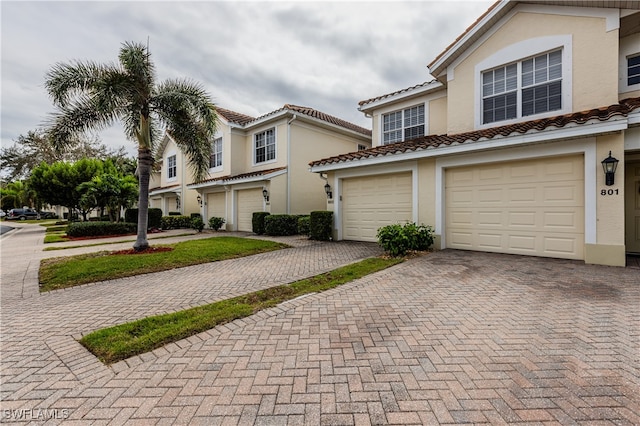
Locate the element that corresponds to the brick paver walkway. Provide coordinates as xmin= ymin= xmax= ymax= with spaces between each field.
xmin=1 ymin=224 xmax=639 ymax=424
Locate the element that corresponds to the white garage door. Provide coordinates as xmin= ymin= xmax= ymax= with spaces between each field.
xmin=342 ymin=172 xmax=412 ymax=242
xmin=445 ymin=155 xmax=584 ymax=259
xmin=237 ymin=188 xmax=264 ymax=232
xmin=207 ymin=192 xmax=226 ymax=220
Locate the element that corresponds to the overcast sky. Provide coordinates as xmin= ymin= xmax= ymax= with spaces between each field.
xmin=1 ymin=1 xmax=493 ymax=157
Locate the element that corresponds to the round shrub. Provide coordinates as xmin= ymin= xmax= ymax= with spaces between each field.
xmin=208 ymin=216 xmax=225 ymax=231
xmin=191 ymin=217 xmax=204 ymax=232
xmin=376 ymin=222 xmax=434 ymax=256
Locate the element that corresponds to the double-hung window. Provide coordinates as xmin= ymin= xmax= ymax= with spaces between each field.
xmin=482 ymin=49 xmax=562 ymax=125
xmin=210 ymin=137 xmax=222 ymax=168
xmin=382 ymin=104 xmax=425 ymax=145
xmin=255 ymin=128 xmax=275 ymax=164
xmin=628 ymin=55 xmax=640 ymax=86
xmin=167 ymin=155 xmax=177 ymax=179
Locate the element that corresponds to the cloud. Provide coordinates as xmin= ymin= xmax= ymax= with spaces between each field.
xmin=1 ymin=0 xmax=493 ymax=159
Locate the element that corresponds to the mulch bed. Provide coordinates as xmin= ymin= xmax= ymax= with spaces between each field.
xmin=111 ymin=246 xmax=174 ymax=255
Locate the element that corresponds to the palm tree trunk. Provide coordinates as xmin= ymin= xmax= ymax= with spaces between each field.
xmin=133 ymin=148 xmax=153 ymax=251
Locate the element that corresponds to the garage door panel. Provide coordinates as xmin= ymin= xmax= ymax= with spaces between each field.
xmin=237 ymin=189 xmax=263 ymax=232
xmin=446 ymin=156 xmax=584 ymax=260
xmin=207 ymin=193 xmax=226 ymax=219
xmin=342 ymin=173 xmax=412 ymax=242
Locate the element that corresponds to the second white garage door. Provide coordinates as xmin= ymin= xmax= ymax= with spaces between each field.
xmin=445 ymin=155 xmax=584 ymax=259
xmin=237 ymin=188 xmax=264 ymax=232
xmin=342 ymin=172 xmax=412 ymax=242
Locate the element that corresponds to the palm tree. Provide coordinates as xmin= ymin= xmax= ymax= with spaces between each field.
xmin=45 ymin=41 xmax=217 ymax=250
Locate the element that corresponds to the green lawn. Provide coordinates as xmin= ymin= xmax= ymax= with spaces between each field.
xmin=80 ymin=257 xmax=402 ymax=364
xmin=39 ymin=237 xmax=288 ymax=291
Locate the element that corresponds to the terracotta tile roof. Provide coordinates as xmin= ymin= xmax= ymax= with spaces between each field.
xmin=216 ymin=107 xmax=256 ymax=125
xmin=358 ymin=81 xmax=440 ymax=107
xmin=149 ymin=184 xmax=181 ymax=192
xmin=310 ymin=97 xmax=640 ymax=167
xmin=191 ymin=167 xmax=287 ymax=186
xmin=252 ymin=104 xmax=372 ymax=136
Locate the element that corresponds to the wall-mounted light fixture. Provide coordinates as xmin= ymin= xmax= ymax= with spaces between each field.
xmin=176 ymin=195 xmax=181 ymax=209
xmin=601 ymin=151 xmax=619 ymax=186
xmin=197 ymin=195 xmax=202 ymax=207
xmin=262 ymin=188 xmax=269 ymax=202
xmin=324 ymin=183 xmax=333 ymax=199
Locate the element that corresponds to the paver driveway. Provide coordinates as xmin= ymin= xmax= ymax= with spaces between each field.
xmin=1 ymin=226 xmax=639 ymax=424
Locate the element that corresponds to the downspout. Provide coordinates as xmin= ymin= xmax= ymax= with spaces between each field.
xmin=286 ymin=114 xmax=297 ymax=214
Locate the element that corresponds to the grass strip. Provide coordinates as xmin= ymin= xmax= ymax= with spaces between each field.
xmin=80 ymin=257 xmax=402 ymax=364
xmin=42 ymin=233 xmax=195 ymax=250
xmin=39 ymin=237 xmax=288 ymax=292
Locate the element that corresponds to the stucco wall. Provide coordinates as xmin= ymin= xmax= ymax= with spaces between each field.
xmin=447 ymin=8 xmax=619 ymax=134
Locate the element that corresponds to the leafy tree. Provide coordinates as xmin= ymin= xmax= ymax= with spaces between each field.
xmin=29 ymin=159 xmax=104 ymax=220
xmin=78 ymin=166 xmax=138 ymax=222
xmin=0 ymin=129 xmax=128 ymax=182
xmin=44 ymin=41 xmax=217 ymax=251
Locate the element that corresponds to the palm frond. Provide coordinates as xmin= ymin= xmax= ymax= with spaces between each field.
xmin=118 ymin=41 xmax=155 ymax=96
xmin=45 ymin=61 xmax=119 ymax=108
xmin=46 ymin=99 xmax=118 ymax=150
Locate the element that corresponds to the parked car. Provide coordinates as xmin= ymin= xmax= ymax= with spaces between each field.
xmin=0 ymin=209 xmax=5 ymax=218
xmin=38 ymin=211 xmax=57 ymax=219
xmin=6 ymin=208 xmax=39 ymax=220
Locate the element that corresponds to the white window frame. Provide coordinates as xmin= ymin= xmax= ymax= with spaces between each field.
xmin=475 ymin=35 xmax=572 ymax=129
xmin=210 ymin=137 xmax=223 ymax=171
xmin=626 ymin=54 xmax=640 ymax=89
xmin=253 ymin=128 xmax=277 ymax=165
xmin=381 ymin=104 xmax=425 ymax=145
xmin=167 ymin=154 xmax=177 ymax=181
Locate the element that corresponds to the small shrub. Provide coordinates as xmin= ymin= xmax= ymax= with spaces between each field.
xmin=376 ymin=222 xmax=434 ymax=257
xmin=191 ymin=217 xmax=204 ymax=232
xmin=264 ymin=215 xmax=299 ymax=236
xmin=309 ymin=211 xmax=333 ymax=241
xmin=208 ymin=217 xmax=225 ymax=231
xmin=161 ymin=215 xmax=193 ymax=230
xmin=297 ymin=215 xmax=310 ymax=236
xmin=252 ymin=212 xmax=270 ymax=235
xmin=67 ymin=221 xmax=137 ymax=237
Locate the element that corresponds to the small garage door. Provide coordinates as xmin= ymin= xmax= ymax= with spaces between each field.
xmin=342 ymin=173 xmax=412 ymax=242
xmin=237 ymin=188 xmax=264 ymax=232
xmin=207 ymin=192 xmax=226 ymax=220
xmin=445 ymin=155 xmax=584 ymax=259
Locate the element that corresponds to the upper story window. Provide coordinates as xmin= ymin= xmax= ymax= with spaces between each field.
xmin=382 ymin=104 xmax=425 ymax=145
xmin=628 ymin=55 xmax=640 ymax=86
xmin=255 ymin=128 xmax=276 ymax=164
xmin=210 ymin=137 xmax=222 ymax=168
xmin=482 ymin=49 xmax=562 ymax=125
xmin=167 ymin=155 xmax=177 ymax=179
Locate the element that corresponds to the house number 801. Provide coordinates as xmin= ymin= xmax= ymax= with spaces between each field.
xmin=601 ymin=189 xmax=619 ymax=196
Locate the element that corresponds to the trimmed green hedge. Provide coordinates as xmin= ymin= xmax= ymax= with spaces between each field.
xmin=66 ymin=221 xmax=137 ymax=237
xmin=252 ymin=212 xmax=270 ymax=235
xmin=161 ymin=215 xmax=193 ymax=230
xmin=376 ymin=223 xmax=434 ymax=256
xmin=297 ymin=215 xmax=310 ymax=236
xmin=124 ymin=208 xmax=163 ymax=229
xmin=208 ymin=217 xmax=225 ymax=231
xmin=310 ymin=211 xmax=333 ymax=241
xmin=264 ymin=214 xmax=299 ymax=236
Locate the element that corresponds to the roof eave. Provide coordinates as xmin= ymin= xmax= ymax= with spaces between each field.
xmin=358 ymin=81 xmax=445 ymax=114
xmin=310 ymin=118 xmax=628 ymax=173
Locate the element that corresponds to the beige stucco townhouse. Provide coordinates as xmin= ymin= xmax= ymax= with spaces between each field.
xmin=150 ymin=105 xmax=371 ymax=231
xmin=310 ymin=0 xmax=640 ymax=267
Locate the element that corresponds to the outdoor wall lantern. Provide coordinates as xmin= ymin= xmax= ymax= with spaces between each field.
xmin=601 ymin=151 xmax=619 ymax=186
xmin=262 ymin=188 xmax=269 ymax=202
xmin=197 ymin=195 xmax=202 ymax=207
xmin=176 ymin=196 xmax=181 ymax=209
xmin=324 ymin=183 xmax=333 ymax=199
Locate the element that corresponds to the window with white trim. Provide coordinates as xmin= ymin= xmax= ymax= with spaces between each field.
xmin=210 ymin=137 xmax=222 ymax=168
xmin=167 ymin=155 xmax=177 ymax=179
xmin=628 ymin=55 xmax=640 ymax=86
xmin=482 ymin=49 xmax=562 ymax=125
xmin=255 ymin=128 xmax=275 ymax=164
xmin=382 ymin=104 xmax=425 ymax=145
